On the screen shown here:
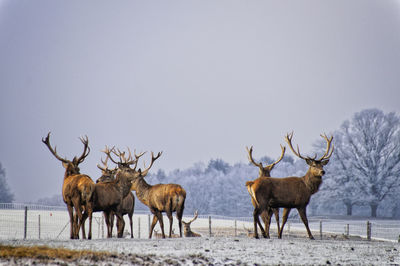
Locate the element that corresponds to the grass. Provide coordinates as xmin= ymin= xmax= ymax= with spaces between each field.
xmin=0 ymin=244 xmax=114 ymax=261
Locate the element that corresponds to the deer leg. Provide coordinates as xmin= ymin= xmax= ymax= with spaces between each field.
xmin=115 ymin=214 xmax=125 ymax=238
xmin=128 ymin=214 xmax=133 ymax=238
xmin=149 ymin=215 xmax=159 ymax=239
xmin=176 ymin=204 xmax=184 ymax=237
xmin=104 ymin=211 xmax=113 ymax=238
xmin=72 ymin=200 xmax=85 ymax=239
xmin=259 ymin=211 xmax=268 ymax=238
xmin=166 ymin=211 xmax=173 ymax=238
xmin=262 ymin=208 xmax=273 ymax=239
xmin=273 ymin=208 xmax=280 ymax=235
xmin=297 ymin=207 xmax=314 ymax=240
xmin=252 ymin=208 xmax=260 ymax=239
xmin=67 ymin=204 xmax=75 ymax=239
xmin=87 ymin=206 xmax=93 ymax=240
xmin=155 ymin=211 xmax=165 ymax=238
xmin=80 ymin=209 xmax=88 ymax=239
xmin=278 ymin=208 xmax=291 ymax=239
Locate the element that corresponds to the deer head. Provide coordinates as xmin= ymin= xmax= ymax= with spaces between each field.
xmin=182 ymin=210 xmax=198 ymax=234
xmin=246 ymin=145 xmax=286 ymax=177
xmin=130 ymin=151 xmax=163 ymax=190
xmin=42 ymin=132 xmax=90 ymax=176
xmin=285 ymin=132 xmax=334 ymax=178
xmin=96 ymin=155 xmax=117 ymax=183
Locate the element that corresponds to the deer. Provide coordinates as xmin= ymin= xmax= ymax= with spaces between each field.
xmin=42 ymin=132 xmax=94 ymax=239
xmin=96 ymin=155 xmax=135 ymax=238
xmin=91 ymin=146 xmax=141 ymax=238
xmin=245 ymin=145 xmax=285 ymax=238
xmin=182 ymin=210 xmax=201 ymax=237
xmin=248 ymin=132 xmax=334 ymax=239
xmin=126 ymin=151 xmax=186 ymax=239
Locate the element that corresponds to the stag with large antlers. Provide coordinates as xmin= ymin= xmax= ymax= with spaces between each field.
xmin=248 ymin=132 xmax=333 ymax=239
xmin=182 ymin=210 xmax=201 ymax=237
xmin=125 ymin=151 xmax=186 ymax=238
xmin=245 ymin=145 xmax=285 ymax=238
xmin=91 ymin=146 xmax=140 ymax=238
xmin=96 ymin=155 xmax=135 ymax=238
xmin=42 ymin=132 xmax=94 ymax=239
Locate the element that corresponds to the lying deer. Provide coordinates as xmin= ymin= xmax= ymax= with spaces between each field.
xmin=248 ymin=132 xmax=333 ymax=239
xmin=245 ymin=145 xmax=285 ymax=238
xmin=182 ymin=211 xmax=201 ymax=237
xmin=42 ymin=132 xmax=94 ymax=239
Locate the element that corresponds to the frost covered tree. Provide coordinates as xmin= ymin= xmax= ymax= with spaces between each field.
xmin=0 ymin=162 xmax=14 ymax=203
xmin=327 ymin=109 xmax=400 ymax=217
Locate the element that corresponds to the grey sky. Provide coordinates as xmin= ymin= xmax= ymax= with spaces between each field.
xmin=1 ymin=0 xmax=400 ymax=202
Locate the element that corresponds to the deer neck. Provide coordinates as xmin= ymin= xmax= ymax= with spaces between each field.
xmin=115 ymin=176 xmax=133 ymax=199
xmin=134 ymin=178 xmax=153 ymax=206
xmin=303 ymin=170 xmax=323 ymax=195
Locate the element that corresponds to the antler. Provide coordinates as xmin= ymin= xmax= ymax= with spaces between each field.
xmin=269 ymin=144 xmax=286 ymax=168
xmin=141 ymin=151 xmax=162 ymax=176
xmin=42 ymin=132 xmax=69 ymax=163
xmin=76 ymin=135 xmax=90 ymax=164
xmin=97 ymin=156 xmax=110 ymax=171
xmin=285 ymin=132 xmax=308 ymax=160
xmin=318 ymin=134 xmax=334 ymax=161
xmin=187 ymin=210 xmax=198 ymax=224
xmin=246 ymin=146 xmax=263 ymax=168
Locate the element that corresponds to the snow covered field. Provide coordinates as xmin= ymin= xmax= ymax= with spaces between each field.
xmin=1 ymin=236 xmax=400 ymax=265
xmin=1 ymin=208 xmax=400 ymax=265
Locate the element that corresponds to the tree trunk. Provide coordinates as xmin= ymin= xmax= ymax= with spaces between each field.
xmin=370 ymin=203 xmax=378 ymax=218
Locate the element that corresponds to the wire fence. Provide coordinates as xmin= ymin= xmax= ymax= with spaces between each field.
xmin=1 ymin=203 xmax=399 ymax=242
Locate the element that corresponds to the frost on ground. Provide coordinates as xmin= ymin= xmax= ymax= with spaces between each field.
xmin=1 ymin=235 xmax=399 ymax=265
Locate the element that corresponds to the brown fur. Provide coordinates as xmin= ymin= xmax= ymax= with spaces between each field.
xmin=132 ymin=178 xmax=186 ymax=238
xmin=245 ymin=145 xmax=284 ymax=238
xmin=250 ymin=133 xmax=333 ymax=240
xmin=42 ymin=132 xmax=94 ymax=240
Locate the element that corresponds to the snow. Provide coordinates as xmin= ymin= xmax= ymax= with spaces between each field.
xmin=1 ymin=236 xmax=399 ymax=265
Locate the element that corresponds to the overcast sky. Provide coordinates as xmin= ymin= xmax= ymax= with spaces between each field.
xmin=1 ymin=0 xmax=400 ymax=203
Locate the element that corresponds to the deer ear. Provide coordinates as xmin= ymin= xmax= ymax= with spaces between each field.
xmin=321 ymin=159 xmax=329 ymax=166
xmin=305 ymin=158 xmax=313 ymax=166
xmin=62 ymin=162 xmax=69 ymax=169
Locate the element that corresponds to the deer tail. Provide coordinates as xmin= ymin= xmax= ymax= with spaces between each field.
xmin=245 ymin=181 xmax=259 ymax=207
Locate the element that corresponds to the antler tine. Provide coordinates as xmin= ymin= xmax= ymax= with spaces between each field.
xmin=103 ymin=145 xmax=120 ymax=165
xmin=246 ymin=146 xmax=263 ymax=169
xmin=284 ymin=132 xmax=307 ymax=160
xmin=269 ymin=144 xmax=286 ymax=167
xmin=77 ymin=135 xmax=90 ymax=163
xmin=188 ymin=210 xmax=198 ymax=224
xmin=318 ymin=134 xmax=334 ymax=161
xmin=141 ymin=151 xmax=162 ymax=176
xmin=42 ymin=132 xmax=70 ymax=163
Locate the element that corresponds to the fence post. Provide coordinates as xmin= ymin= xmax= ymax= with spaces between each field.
xmin=101 ymin=215 xmax=104 ymax=238
xmin=234 ymin=220 xmax=237 ymax=237
xmin=319 ymin=220 xmax=322 ymax=240
xmin=345 ymin=224 xmax=349 ymax=237
xmin=24 ymin=206 xmax=28 ymax=239
xmin=366 ymin=221 xmax=371 ymax=241
xmin=138 ymin=217 xmax=141 ymax=239
xmin=208 ymin=216 xmax=212 ymax=237
xmin=38 ymin=215 xmax=41 ymax=239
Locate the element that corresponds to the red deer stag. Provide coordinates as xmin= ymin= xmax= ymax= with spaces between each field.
xmin=128 ymin=151 xmax=186 ymax=239
xmin=248 ymin=132 xmax=333 ymax=239
xmin=182 ymin=210 xmax=201 ymax=237
xmin=92 ymin=146 xmax=141 ymax=238
xmin=96 ymin=155 xmax=135 ymax=238
xmin=42 ymin=132 xmax=94 ymax=239
xmin=245 ymin=145 xmax=285 ymax=238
